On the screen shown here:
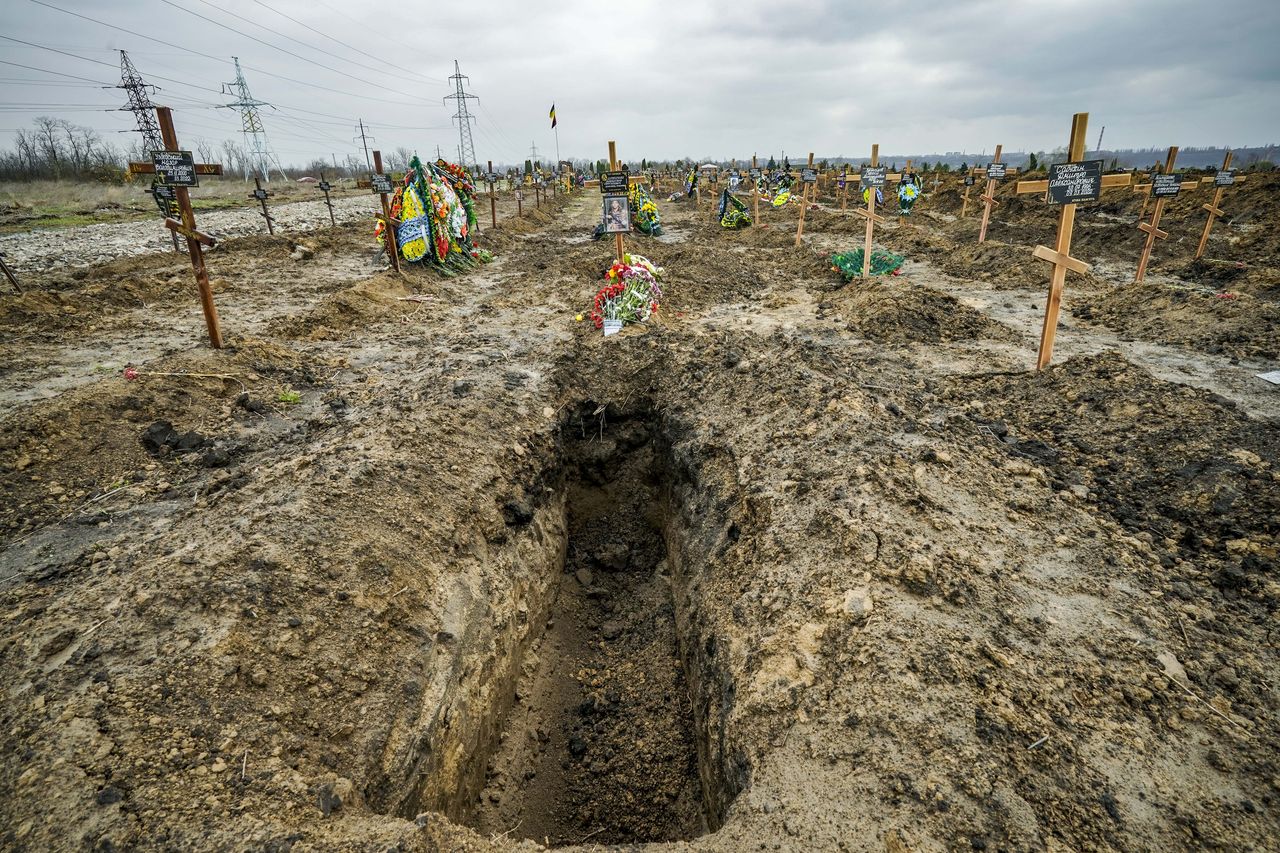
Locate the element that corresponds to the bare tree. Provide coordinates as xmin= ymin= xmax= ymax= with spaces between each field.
xmin=193 ymin=136 xmax=215 ymax=165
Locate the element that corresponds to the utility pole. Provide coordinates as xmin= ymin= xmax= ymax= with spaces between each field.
xmin=1095 ymin=125 xmax=1106 ymax=158
xmin=354 ymin=119 xmax=373 ymax=174
xmin=444 ymin=59 xmax=477 ymax=172
xmin=219 ymin=57 xmax=285 ymax=182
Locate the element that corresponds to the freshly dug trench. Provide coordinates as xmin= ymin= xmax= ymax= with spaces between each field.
xmin=467 ymin=408 xmax=707 ymax=846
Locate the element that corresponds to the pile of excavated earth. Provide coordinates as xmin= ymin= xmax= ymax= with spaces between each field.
xmin=1 ymin=175 xmax=1277 ymax=851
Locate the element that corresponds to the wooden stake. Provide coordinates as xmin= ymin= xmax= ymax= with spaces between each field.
xmin=154 ymin=107 xmax=223 ymax=349
xmin=1195 ymin=150 xmax=1233 ymax=260
xmin=250 ymin=177 xmax=275 ymax=235
xmin=318 ymin=171 xmax=336 ymax=226
xmin=1133 ymin=146 xmax=1180 ymax=283
xmin=795 ymin=151 xmax=814 ymax=247
xmin=752 ymin=154 xmax=760 ymax=228
xmin=961 ymin=168 xmax=974 ymax=218
xmin=487 ymin=159 xmax=497 ymax=229
xmin=372 ymin=150 xmax=400 ymax=274
xmin=1034 ymin=114 xmax=1089 ymax=370
xmin=977 ymin=144 xmax=1003 ymax=243
xmin=608 ymin=140 xmax=624 ymax=264
xmin=0 ymin=252 xmax=23 ymax=294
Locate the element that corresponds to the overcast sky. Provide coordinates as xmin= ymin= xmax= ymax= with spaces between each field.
xmin=2 ymin=0 xmax=1278 ymax=169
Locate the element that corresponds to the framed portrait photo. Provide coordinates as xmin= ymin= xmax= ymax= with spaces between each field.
xmin=602 ymin=194 xmax=631 ymax=233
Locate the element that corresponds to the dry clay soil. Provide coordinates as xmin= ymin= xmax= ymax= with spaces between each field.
xmin=0 ymin=177 xmax=1278 ymax=852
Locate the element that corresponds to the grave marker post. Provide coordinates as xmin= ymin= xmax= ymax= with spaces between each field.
xmin=1133 ymin=146 xmax=1180 ymax=283
xmin=249 ymin=177 xmax=275 ymax=234
xmin=795 ymin=152 xmax=815 ymax=247
xmin=977 ymin=144 xmax=1004 ymax=242
xmin=751 ymin=154 xmax=760 ymax=228
xmin=371 ymin=150 xmax=400 ymax=273
xmin=853 ymin=144 xmax=889 ymax=278
xmin=487 ymin=160 xmax=497 ymax=229
xmin=961 ymin=169 xmax=976 ymax=217
xmin=318 ymin=172 xmax=336 ymax=226
xmin=0 ymin=252 xmax=23 ymax=294
xmin=608 ymin=140 xmax=625 ymax=264
xmin=152 ymin=107 xmax=222 ymax=348
xmin=1195 ymin=151 xmax=1235 ymax=260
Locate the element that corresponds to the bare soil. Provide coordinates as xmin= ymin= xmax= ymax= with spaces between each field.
xmin=0 ymin=174 xmax=1276 ymax=853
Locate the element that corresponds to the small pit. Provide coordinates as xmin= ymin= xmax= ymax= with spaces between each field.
xmin=466 ymin=406 xmax=708 ymax=846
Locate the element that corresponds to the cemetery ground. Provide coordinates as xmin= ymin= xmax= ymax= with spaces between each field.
xmin=0 ymin=175 xmax=1277 ymax=852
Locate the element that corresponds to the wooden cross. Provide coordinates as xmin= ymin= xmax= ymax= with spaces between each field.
xmin=486 ymin=159 xmax=497 ymax=229
xmin=1196 ymin=151 xmax=1244 ymax=260
xmin=143 ymin=107 xmax=223 ymax=348
xmin=317 ymin=172 xmax=336 ymax=227
xmin=795 ymin=152 xmax=814 ymax=247
xmin=249 ymin=177 xmax=275 ymax=235
xmin=960 ymin=168 xmax=976 ymax=218
xmin=853 ymin=144 xmax=889 ymax=278
xmin=977 ymin=145 xmax=1004 ymax=243
xmin=608 ymin=140 xmax=625 ymax=264
xmin=752 ymin=154 xmax=760 ymax=227
xmin=840 ymin=165 xmax=850 ymax=212
xmin=1133 ymin=146 xmax=1180 ymax=283
xmin=371 ymin=150 xmax=400 ymax=273
xmin=1011 ymin=113 xmax=1115 ymax=370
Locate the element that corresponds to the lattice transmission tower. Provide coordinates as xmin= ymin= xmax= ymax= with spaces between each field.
xmin=444 ymin=60 xmax=477 ymax=172
xmin=115 ymin=50 xmax=179 ymax=237
xmin=220 ymin=57 xmax=286 ymax=182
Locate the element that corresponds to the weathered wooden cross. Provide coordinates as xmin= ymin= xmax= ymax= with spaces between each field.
xmin=977 ymin=145 xmax=1005 ymax=242
xmin=795 ymin=152 xmax=816 ymax=247
xmin=249 ymin=177 xmax=275 ymax=235
xmin=960 ymin=168 xmax=976 ymax=218
xmin=1013 ymin=113 xmax=1132 ymax=368
xmin=128 ymin=107 xmax=223 ymax=348
xmin=317 ymin=172 xmax=336 ymax=227
xmin=853 ymin=144 xmax=889 ymax=278
xmin=1132 ymin=146 xmax=1187 ymax=283
xmin=1195 ymin=151 xmax=1245 ymax=260
xmin=370 ymin=150 xmax=400 ymax=273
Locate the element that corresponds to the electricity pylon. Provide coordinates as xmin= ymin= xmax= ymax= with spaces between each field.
xmin=444 ymin=60 xmax=477 ymax=171
xmin=220 ymin=57 xmax=286 ymax=182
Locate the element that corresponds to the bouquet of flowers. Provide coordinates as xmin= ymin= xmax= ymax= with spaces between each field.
xmin=897 ymin=181 xmax=920 ymax=215
xmin=589 ymin=253 xmax=664 ymax=331
xmin=719 ymin=190 xmax=751 ymax=228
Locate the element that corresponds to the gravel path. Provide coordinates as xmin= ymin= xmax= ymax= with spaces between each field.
xmin=0 ymin=195 xmax=379 ymax=274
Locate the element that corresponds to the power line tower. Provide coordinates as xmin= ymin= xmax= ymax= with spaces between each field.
xmin=220 ymin=57 xmax=286 ymax=182
xmin=529 ymin=140 xmax=540 ymax=169
xmin=444 ymin=59 xmax=477 ymax=171
xmin=116 ymin=50 xmax=163 ymax=155
xmin=354 ymin=119 xmax=374 ymax=173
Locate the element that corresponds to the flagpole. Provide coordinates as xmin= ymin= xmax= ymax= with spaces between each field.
xmin=554 ymin=124 xmax=560 ymax=168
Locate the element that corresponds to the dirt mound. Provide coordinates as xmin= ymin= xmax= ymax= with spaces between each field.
xmin=1074 ymin=282 xmax=1280 ymax=360
xmin=824 ymin=277 xmax=1020 ymax=343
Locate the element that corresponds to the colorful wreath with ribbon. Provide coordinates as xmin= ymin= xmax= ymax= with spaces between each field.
xmin=589 ymin=253 xmax=664 ymax=330
xmin=719 ymin=189 xmax=751 ymax=228
xmin=374 ymin=156 xmax=493 ymax=272
xmin=897 ymin=181 xmax=920 ymax=215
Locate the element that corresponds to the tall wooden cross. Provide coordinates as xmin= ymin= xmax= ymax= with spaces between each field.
xmin=1196 ymin=151 xmax=1245 ymax=260
xmin=249 ymin=177 xmax=275 ymax=234
xmin=1133 ymin=146 xmax=1180 ymax=283
xmin=608 ymin=140 xmax=625 ymax=264
xmin=853 ymin=144 xmax=889 ymax=278
xmin=1012 ymin=113 xmax=1131 ymax=369
xmin=371 ymin=150 xmax=400 ymax=273
xmin=977 ymin=145 xmax=1004 ymax=243
xmin=795 ymin=152 xmax=815 ymax=247
xmin=127 ymin=107 xmax=223 ymax=348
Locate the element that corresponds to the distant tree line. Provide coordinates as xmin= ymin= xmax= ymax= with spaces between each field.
xmin=0 ymin=116 xmax=125 ymax=181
